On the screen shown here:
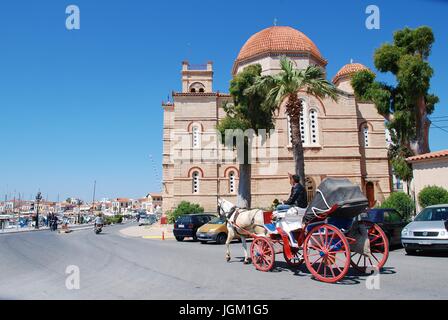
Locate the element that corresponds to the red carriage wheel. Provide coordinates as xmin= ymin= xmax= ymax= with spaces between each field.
xmin=283 ymin=247 xmax=304 ymax=267
xmin=250 ymin=237 xmax=275 ymax=272
xmin=304 ymin=224 xmax=351 ymax=283
xmin=350 ymin=221 xmax=389 ymax=273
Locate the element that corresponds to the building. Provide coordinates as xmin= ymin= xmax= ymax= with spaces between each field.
xmin=162 ymin=26 xmax=392 ymax=212
xmin=407 ymin=150 xmax=448 ymax=212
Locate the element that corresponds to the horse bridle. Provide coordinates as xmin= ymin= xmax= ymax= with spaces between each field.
xmin=218 ymin=202 xmax=237 ymax=220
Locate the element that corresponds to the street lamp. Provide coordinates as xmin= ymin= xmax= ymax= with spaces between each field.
xmin=35 ymin=192 xmax=42 ymax=229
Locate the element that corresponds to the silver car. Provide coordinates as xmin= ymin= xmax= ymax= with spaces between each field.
xmin=401 ymin=204 xmax=448 ymax=254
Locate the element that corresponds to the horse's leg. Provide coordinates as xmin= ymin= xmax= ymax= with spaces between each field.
xmin=241 ymin=236 xmax=250 ymax=264
xmin=225 ymin=225 xmax=235 ymax=262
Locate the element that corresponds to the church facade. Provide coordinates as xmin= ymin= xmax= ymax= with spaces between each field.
xmin=162 ymin=26 xmax=392 ymax=212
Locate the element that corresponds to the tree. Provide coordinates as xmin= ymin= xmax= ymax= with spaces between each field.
xmin=248 ymin=57 xmax=338 ymax=185
xmin=418 ymin=186 xmax=448 ymax=209
xmin=217 ymin=64 xmax=276 ymax=208
xmin=167 ymin=201 xmax=204 ymax=224
xmin=352 ymin=26 xmax=439 ymax=183
xmin=378 ymin=192 xmax=415 ymax=219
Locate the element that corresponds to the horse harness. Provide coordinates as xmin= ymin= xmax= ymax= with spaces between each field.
xmin=225 ymin=207 xmax=261 ymax=237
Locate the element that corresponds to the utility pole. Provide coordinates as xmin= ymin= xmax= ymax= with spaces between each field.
xmin=35 ymin=192 xmax=42 ymax=229
xmin=92 ymin=180 xmax=96 ymax=215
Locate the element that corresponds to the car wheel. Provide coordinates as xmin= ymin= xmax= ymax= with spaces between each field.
xmin=405 ymin=248 xmax=418 ymax=255
xmin=216 ymin=233 xmax=227 ymax=245
xmin=175 ymin=236 xmax=184 ymax=242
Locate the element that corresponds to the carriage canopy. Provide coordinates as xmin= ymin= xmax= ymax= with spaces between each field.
xmin=305 ymin=178 xmax=369 ymax=220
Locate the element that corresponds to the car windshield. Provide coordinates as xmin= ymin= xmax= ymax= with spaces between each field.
xmin=414 ymin=207 xmax=448 ymax=222
xmin=208 ymin=217 xmax=225 ymax=224
xmin=176 ymin=216 xmax=191 ymax=224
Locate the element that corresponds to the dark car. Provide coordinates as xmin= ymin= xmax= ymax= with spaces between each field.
xmin=361 ymin=208 xmax=409 ymax=247
xmin=173 ymin=214 xmax=216 ymax=242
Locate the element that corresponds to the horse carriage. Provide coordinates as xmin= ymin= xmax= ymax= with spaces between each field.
xmin=220 ymin=178 xmax=389 ymax=284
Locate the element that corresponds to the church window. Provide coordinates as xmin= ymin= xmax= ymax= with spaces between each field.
xmin=229 ymin=171 xmax=236 ymax=194
xmin=309 ymin=109 xmax=318 ymax=144
xmin=192 ymin=125 xmax=200 ymax=148
xmin=192 ymin=171 xmax=200 ymax=193
xmin=363 ymin=125 xmax=369 ymax=147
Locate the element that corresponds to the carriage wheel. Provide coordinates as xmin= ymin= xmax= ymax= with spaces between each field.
xmin=283 ymin=247 xmax=304 ymax=267
xmin=304 ymin=224 xmax=350 ymax=283
xmin=350 ymin=221 xmax=389 ymax=274
xmin=250 ymin=237 xmax=275 ymax=272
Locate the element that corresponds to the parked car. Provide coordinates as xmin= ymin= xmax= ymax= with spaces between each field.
xmin=173 ymin=214 xmax=216 ymax=242
xmin=196 ymin=216 xmax=241 ymax=244
xmin=138 ymin=213 xmax=157 ymax=226
xmin=361 ymin=208 xmax=409 ymax=247
xmin=401 ymin=204 xmax=448 ymax=254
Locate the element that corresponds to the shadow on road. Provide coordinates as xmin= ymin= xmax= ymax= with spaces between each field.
xmin=230 ymin=257 xmax=397 ymax=286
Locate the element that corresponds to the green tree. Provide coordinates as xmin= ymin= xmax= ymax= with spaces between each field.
xmin=248 ymin=57 xmax=338 ymax=185
xmin=351 ymin=26 xmax=439 ymax=183
xmin=378 ymin=192 xmax=415 ymax=219
xmin=167 ymin=201 xmax=204 ymax=224
xmin=418 ymin=186 xmax=448 ymax=209
xmin=217 ymin=64 xmax=276 ymax=208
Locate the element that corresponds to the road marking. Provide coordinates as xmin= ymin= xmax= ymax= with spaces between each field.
xmin=142 ymin=235 xmax=174 ymax=240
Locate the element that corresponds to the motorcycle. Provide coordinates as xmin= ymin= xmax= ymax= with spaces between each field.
xmin=94 ymin=223 xmax=103 ymax=234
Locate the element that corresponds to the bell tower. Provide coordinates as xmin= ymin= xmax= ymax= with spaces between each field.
xmin=181 ymin=61 xmax=213 ymax=93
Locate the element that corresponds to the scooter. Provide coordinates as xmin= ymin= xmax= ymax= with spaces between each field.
xmin=94 ymin=223 xmax=103 ymax=234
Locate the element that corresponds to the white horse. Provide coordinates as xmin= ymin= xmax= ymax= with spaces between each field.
xmin=217 ymin=198 xmax=267 ymax=264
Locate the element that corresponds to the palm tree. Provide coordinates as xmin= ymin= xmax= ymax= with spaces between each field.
xmin=247 ymin=57 xmax=338 ymax=185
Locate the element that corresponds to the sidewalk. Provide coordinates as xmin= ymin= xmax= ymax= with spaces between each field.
xmin=120 ymin=223 xmax=174 ymax=240
xmin=0 ymin=223 xmax=94 ymax=235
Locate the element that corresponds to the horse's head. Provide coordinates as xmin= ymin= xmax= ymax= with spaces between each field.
xmin=217 ymin=198 xmax=236 ymax=218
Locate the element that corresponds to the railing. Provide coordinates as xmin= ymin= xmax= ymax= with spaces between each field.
xmin=187 ymin=64 xmax=208 ymax=71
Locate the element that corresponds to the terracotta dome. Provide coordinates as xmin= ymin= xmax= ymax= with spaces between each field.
xmin=235 ymin=26 xmax=326 ymax=66
xmin=332 ymin=63 xmax=371 ymax=84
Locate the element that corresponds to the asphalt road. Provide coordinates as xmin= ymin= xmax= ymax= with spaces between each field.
xmin=0 ymin=223 xmax=447 ymax=300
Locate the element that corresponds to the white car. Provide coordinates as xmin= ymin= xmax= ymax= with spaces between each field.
xmin=401 ymin=204 xmax=448 ymax=254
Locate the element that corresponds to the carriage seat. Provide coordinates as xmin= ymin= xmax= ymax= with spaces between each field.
xmin=278 ymin=220 xmax=302 ymax=234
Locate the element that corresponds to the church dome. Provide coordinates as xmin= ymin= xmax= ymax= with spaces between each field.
xmin=332 ymin=63 xmax=371 ymax=84
xmin=234 ymin=26 xmax=327 ymax=68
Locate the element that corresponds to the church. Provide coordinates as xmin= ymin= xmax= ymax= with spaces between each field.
xmin=161 ymin=26 xmax=392 ymax=212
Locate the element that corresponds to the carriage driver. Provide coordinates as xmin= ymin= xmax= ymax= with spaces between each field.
xmin=278 ymin=173 xmax=308 ymax=210
xmin=274 ymin=173 xmax=308 ymax=225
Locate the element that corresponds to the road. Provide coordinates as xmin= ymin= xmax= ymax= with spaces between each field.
xmin=0 ymin=223 xmax=447 ymax=300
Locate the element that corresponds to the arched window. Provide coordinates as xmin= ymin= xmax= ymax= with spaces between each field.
xmin=229 ymin=171 xmax=236 ymax=194
xmin=192 ymin=125 xmax=200 ymax=148
xmin=192 ymin=171 xmax=200 ymax=193
xmin=189 ymin=82 xmax=205 ymax=93
xmin=362 ymin=125 xmax=369 ymax=147
xmin=309 ymin=109 xmax=318 ymax=144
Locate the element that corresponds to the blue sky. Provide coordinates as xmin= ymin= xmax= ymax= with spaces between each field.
xmin=0 ymin=0 xmax=447 ymax=201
